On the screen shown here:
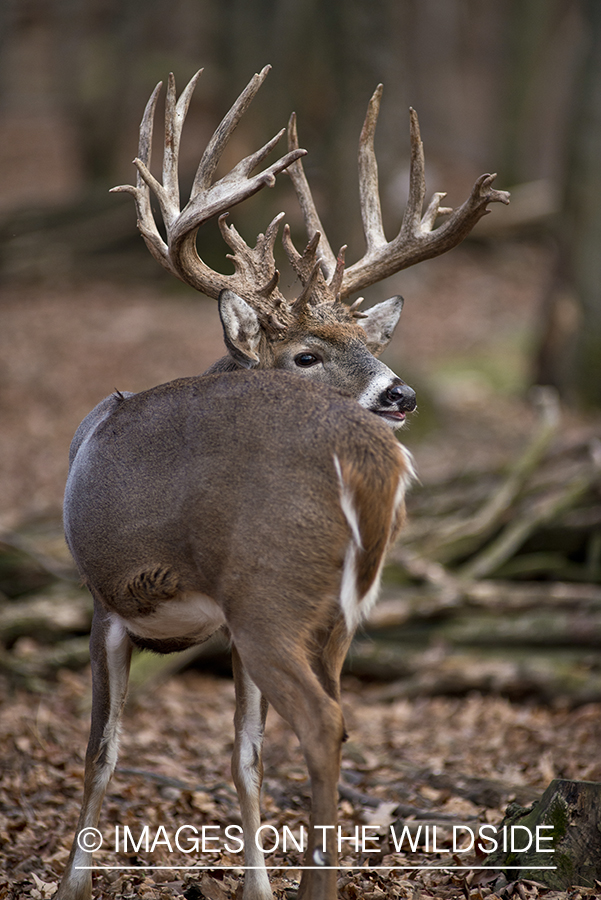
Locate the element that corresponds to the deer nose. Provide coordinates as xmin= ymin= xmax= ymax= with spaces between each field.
xmin=385 ymin=383 xmax=417 ymax=412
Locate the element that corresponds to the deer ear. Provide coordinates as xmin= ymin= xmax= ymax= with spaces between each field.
xmin=358 ymin=295 xmax=404 ymax=356
xmin=218 ymin=290 xmax=262 ymax=368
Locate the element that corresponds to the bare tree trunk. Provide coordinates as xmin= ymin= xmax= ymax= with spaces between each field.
xmin=535 ymin=0 xmax=601 ymax=407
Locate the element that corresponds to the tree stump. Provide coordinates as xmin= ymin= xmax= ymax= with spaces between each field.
xmin=489 ymin=779 xmax=601 ymax=889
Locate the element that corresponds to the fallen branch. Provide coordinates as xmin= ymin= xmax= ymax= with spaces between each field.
xmin=407 ymin=387 xmax=561 ymax=565
xmin=0 ymin=588 xmax=92 ymax=644
xmin=368 ymin=581 xmax=601 ymax=629
xmin=459 ymin=465 xmax=599 ymax=580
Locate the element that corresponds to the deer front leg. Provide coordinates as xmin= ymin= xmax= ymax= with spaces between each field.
xmin=57 ymin=605 xmax=132 ymax=900
xmin=231 ymin=645 xmax=272 ymax=900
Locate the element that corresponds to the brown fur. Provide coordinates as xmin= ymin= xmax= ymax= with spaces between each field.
xmin=123 ymin=564 xmax=181 ymax=611
xmin=58 ymin=372 xmax=412 ymax=900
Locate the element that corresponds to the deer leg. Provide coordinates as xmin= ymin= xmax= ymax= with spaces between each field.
xmin=57 ymin=603 xmax=132 ymax=900
xmin=296 ymin=619 xmax=353 ymax=900
xmin=232 ymin=629 xmax=345 ymax=900
xmin=295 ymin=697 xmax=344 ymax=900
xmin=313 ymin=613 xmax=354 ymax=707
xmin=231 ymin=644 xmax=272 ymax=900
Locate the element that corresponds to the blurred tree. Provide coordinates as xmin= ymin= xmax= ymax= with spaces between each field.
xmin=499 ymin=0 xmax=578 ymax=186
xmin=535 ymin=0 xmax=601 ymax=407
xmin=0 ymin=0 xmax=515 ymax=280
xmin=3 ymin=0 xmax=600 ymax=414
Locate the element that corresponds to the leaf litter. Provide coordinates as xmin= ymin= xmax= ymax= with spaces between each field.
xmin=2 ymin=669 xmax=601 ymax=899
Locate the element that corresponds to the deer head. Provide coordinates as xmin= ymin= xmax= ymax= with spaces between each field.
xmin=111 ymin=66 xmax=509 ymax=426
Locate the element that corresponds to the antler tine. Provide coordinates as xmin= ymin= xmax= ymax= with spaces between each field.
xmin=286 ymin=112 xmax=338 ymax=280
xmin=228 ymin=128 xmax=288 ymax=182
xmin=422 ymin=191 xmax=453 ymax=231
xmin=123 ymin=73 xmax=204 ymax=259
xmin=163 ymin=70 xmax=203 ymax=224
xmin=339 ymin=105 xmax=510 ymax=299
xmin=171 ymin=136 xmax=305 ymax=252
xmin=137 ymin=81 xmax=162 ymax=180
xmin=398 ymin=106 xmax=428 ymax=240
xmin=358 ymin=85 xmax=387 ymax=252
xmin=291 ymin=261 xmax=322 ymax=314
xmin=329 ymin=245 xmax=347 ymax=299
xmin=192 ymin=65 xmax=272 ymax=196
xmin=111 ymin=81 xmax=173 ymax=273
xmin=219 ymin=211 xmax=284 ymax=280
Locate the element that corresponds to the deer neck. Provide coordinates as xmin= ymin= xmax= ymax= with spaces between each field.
xmin=203 ymin=354 xmax=244 ymax=375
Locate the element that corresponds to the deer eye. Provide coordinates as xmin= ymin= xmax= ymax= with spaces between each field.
xmin=295 ymin=352 xmax=321 ymax=368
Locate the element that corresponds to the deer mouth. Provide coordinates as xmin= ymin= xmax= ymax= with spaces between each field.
xmin=374 ymin=409 xmax=407 ymax=426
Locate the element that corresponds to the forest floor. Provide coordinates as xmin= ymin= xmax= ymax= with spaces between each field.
xmin=3 ymin=669 xmax=601 ymax=900
xmin=2 ymin=238 xmax=601 ymax=899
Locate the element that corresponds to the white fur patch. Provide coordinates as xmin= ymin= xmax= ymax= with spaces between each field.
xmin=237 ymin=673 xmax=264 ymax=796
xmin=339 ymin=540 xmax=361 ymax=633
xmin=356 ymin=560 xmax=385 ymax=624
xmin=233 ymin=669 xmax=271 ymax=892
xmin=356 ymin=365 xmax=399 ymax=413
xmin=98 ymin=616 xmax=131 ymax=782
xmin=334 ymin=455 xmax=364 ymax=632
xmin=334 ymin=445 xmax=416 ymax=634
xmin=117 ymin=592 xmax=226 ymax=642
xmin=396 ymin=443 xmax=417 ymax=498
xmin=333 ymin=455 xmax=363 ymax=548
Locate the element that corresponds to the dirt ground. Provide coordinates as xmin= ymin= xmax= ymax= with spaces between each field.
xmin=2 ymin=239 xmax=601 ymax=898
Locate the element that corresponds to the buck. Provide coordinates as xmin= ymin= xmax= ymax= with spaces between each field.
xmin=57 ymin=66 xmax=508 ymax=900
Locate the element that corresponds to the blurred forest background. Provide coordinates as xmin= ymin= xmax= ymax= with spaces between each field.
xmin=1 ymin=0 xmax=601 ymax=401
xmin=4 ymin=3 xmax=601 ymax=896
xmin=1 ymin=0 xmax=601 ymax=697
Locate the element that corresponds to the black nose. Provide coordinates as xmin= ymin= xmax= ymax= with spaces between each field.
xmin=385 ymin=382 xmax=417 ymax=412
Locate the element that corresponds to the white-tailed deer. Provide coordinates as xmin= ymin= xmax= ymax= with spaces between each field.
xmin=57 ymin=67 xmax=508 ymax=900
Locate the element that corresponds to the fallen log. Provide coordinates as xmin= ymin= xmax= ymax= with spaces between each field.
xmin=368 ymin=581 xmax=601 ymax=629
xmin=404 ymin=387 xmax=561 ymax=565
xmin=0 ymin=636 xmax=90 ymax=687
xmin=351 ymin=643 xmax=601 ymax=706
xmin=0 ymin=586 xmax=92 ymax=644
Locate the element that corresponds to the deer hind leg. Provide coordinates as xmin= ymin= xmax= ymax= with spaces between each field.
xmin=232 ymin=623 xmax=346 ymax=900
xmin=57 ymin=603 xmax=132 ymax=900
xmin=231 ymin=645 xmax=272 ymax=900
xmin=297 ymin=616 xmax=355 ymax=900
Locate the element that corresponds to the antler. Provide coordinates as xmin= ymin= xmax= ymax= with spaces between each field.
xmin=286 ymin=85 xmax=510 ymax=301
xmin=115 ymin=69 xmax=509 ymax=320
xmin=111 ymin=66 xmax=306 ymax=303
